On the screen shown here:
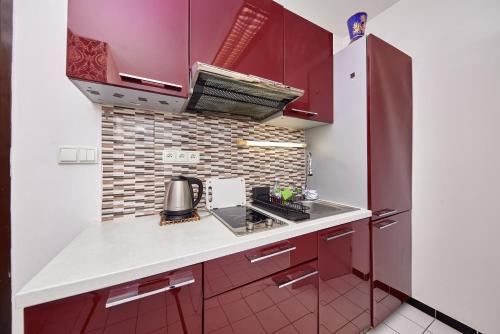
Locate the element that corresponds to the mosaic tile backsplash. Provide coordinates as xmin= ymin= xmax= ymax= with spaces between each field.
xmin=101 ymin=107 xmax=306 ymax=221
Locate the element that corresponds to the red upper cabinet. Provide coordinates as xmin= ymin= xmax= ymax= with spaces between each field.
xmin=283 ymin=10 xmax=333 ymax=124
xmin=24 ymin=264 xmax=203 ymax=334
xmin=367 ymin=35 xmax=412 ymax=218
xmin=190 ymin=0 xmax=284 ymax=82
xmin=67 ymin=0 xmax=189 ymax=98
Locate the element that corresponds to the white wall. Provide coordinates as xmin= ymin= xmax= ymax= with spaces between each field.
xmin=364 ymin=0 xmax=500 ymax=332
xmin=275 ymin=0 xmax=399 ymax=48
xmin=11 ymin=0 xmax=102 ymax=332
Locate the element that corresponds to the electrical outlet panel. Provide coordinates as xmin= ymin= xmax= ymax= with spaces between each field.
xmin=162 ymin=150 xmax=177 ymax=163
xmin=176 ymin=151 xmax=188 ymax=163
xmin=186 ymin=151 xmax=200 ymax=163
xmin=163 ymin=149 xmax=200 ymax=164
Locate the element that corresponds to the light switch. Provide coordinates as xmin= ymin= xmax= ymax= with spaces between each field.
xmin=86 ymin=149 xmax=96 ymax=162
xmin=59 ymin=147 xmax=78 ymax=163
xmin=78 ymin=149 xmax=87 ymax=162
xmin=59 ymin=146 xmax=98 ymax=164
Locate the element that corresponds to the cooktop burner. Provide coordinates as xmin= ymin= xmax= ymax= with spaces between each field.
xmin=212 ymin=206 xmax=287 ymax=236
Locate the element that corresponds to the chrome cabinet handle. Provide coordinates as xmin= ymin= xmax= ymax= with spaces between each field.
xmin=373 ymin=209 xmax=398 ymax=218
xmin=375 ymin=220 xmax=399 ymax=230
xmin=119 ymin=73 xmax=183 ymax=91
xmin=105 ymin=276 xmax=195 ymax=308
xmin=290 ymin=108 xmax=318 ymax=116
xmin=277 ymin=270 xmax=319 ymax=289
xmin=246 ymin=244 xmax=297 ymax=263
xmin=324 ymin=229 xmax=355 ymax=241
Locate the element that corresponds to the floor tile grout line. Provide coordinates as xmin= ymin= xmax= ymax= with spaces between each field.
xmin=383 ymin=321 xmax=401 ymax=334
xmin=382 ymin=306 xmax=433 ymax=334
xmin=396 ymin=307 xmax=435 ymax=330
xmin=423 ymin=318 xmax=435 ymax=333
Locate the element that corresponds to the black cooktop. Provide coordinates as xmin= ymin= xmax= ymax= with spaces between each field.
xmin=211 ymin=206 xmax=287 ymax=236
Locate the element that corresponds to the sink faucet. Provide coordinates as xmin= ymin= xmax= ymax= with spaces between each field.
xmin=307 ymin=152 xmax=313 ymax=177
xmin=305 ymin=152 xmax=313 ymax=191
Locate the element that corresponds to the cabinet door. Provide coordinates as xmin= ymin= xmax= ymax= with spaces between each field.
xmin=190 ymin=0 xmax=284 ymax=82
xmin=67 ymin=0 xmax=189 ymax=97
xmin=283 ymin=10 xmax=333 ymax=123
xmin=204 ymin=233 xmax=317 ymax=299
xmin=24 ymin=264 xmax=202 ymax=334
xmin=318 ymin=219 xmax=371 ymax=333
xmin=367 ymin=35 xmax=412 ymax=219
xmin=371 ymin=211 xmax=411 ymax=326
xmin=204 ymin=261 xmax=318 ymax=334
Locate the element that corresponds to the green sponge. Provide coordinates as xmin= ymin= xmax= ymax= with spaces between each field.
xmin=281 ymin=187 xmax=294 ymax=202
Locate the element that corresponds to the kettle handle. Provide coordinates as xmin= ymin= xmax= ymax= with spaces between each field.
xmin=188 ymin=177 xmax=204 ymax=208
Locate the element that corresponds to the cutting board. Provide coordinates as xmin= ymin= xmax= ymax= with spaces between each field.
xmin=205 ymin=177 xmax=246 ymax=210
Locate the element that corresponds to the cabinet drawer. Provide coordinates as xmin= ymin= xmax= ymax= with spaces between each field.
xmin=204 ymin=260 xmax=318 ymax=334
xmin=204 ymin=232 xmax=317 ymax=298
xmin=25 ymin=264 xmax=202 ymax=334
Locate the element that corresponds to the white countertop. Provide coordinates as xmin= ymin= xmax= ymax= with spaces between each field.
xmin=15 ymin=203 xmax=371 ymax=309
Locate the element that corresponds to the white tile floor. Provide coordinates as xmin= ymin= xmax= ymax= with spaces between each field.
xmin=368 ymin=303 xmax=463 ymax=334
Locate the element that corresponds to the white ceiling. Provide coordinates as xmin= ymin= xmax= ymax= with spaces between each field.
xmin=275 ymin=0 xmax=400 ymax=38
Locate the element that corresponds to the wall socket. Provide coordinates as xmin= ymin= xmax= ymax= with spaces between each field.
xmin=163 ymin=150 xmax=200 ymax=164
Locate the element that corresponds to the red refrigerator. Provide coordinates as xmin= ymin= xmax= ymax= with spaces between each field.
xmin=306 ymin=34 xmax=413 ymax=328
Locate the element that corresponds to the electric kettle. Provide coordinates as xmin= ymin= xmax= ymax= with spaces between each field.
xmin=163 ymin=176 xmax=204 ymax=218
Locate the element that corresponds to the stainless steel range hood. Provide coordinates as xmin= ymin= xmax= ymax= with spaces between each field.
xmin=184 ymin=62 xmax=303 ymax=121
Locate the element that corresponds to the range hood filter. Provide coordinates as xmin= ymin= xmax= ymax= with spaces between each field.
xmin=185 ymin=63 xmax=303 ymax=121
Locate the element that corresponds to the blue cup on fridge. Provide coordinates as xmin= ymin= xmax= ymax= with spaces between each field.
xmin=347 ymin=12 xmax=368 ymax=42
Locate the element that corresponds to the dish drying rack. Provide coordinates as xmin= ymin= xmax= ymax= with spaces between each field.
xmin=251 ymin=187 xmax=310 ymax=221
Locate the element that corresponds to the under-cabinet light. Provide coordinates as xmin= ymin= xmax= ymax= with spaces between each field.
xmin=236 ymin=139 xmax=307 ymax=148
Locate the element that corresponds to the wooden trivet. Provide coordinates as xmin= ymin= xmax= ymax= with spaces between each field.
xmin=159 ymin=211 xmax=201 ymax=226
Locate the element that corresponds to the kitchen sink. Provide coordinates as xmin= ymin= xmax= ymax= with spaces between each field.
xmin=299 ymin=200 xmax=359 ymax=221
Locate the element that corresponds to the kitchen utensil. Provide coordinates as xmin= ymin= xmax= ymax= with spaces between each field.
xmin=163 ymin=176 xmax=203 ymax=219
xmin=205 ymin=177 xmax=246 ymax=210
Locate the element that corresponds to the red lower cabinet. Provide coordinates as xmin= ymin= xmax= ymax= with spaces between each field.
xmin=371 ymin=211 xmax=412 ymax=327
xmin=204 ymin=261 xmax=318 ymax=334
xmin=204 ymin=233 xmax=317 ymax=299
xmin=24 ymin=264 xmax=202 ymax=334
xmin=318 ymin=219 xmax=371 ymax=333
